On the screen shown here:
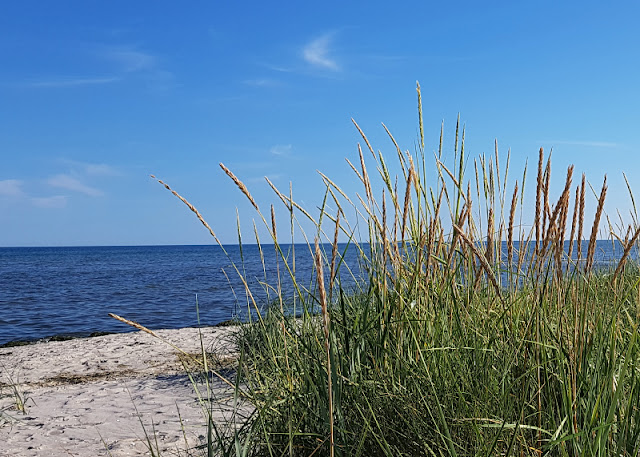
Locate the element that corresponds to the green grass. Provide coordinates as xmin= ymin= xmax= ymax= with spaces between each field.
xmin=0 ymin=362 xmax=33 ymax=426
xmin=152 ymin=82 xmax=640 ymax=456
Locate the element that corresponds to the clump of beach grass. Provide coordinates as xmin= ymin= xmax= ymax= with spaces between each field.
xmin=144 ymin=82 xmax=640 ymax=456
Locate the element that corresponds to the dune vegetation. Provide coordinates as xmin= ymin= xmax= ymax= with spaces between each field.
xmin=155 ymin=83 xmax=640 ymax=456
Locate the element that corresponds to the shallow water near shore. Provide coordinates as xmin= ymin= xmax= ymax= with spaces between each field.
xmin=0 ymin=241 xmax=633 ymax=345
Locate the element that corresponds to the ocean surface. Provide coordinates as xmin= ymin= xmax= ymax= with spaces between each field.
xmin=0 ymin=241 xmax=636 ymax=345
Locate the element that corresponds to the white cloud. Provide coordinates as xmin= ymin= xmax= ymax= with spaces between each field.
xmin=303 ymin=33 xmax=340 ymax=71
xmin=47 ymin=174 xmax=104 ymax=197
xmin=0 ymin=179 xmax=25 ymax=197
xmin=31 ymin=196 xmax=67 ymax=208
xmin=270 ymin=144 xmax=293 ymax=156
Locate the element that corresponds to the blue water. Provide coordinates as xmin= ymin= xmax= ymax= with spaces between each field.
xmin=0 ymin=244 xmax=345 ymax=345
xmin=0 ymin=241 xmax=635 ymax=345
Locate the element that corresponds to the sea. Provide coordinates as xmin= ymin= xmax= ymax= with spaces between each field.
xmin=0 ymin=241 xmax=636 ymax=345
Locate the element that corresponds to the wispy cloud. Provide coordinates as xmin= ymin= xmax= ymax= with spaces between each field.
xmin=59 ymin=160 xmax=121 ymax=177
xmin=0 ymin=179 xmax=68 ymax=208
xmin=105 ymin=46 xmax=175 ymax=92
xmin=22 ymin=77 xmax=120 ymax=88
xmin=107 ymin=49 xmax=157 ymax=72
xmin=264 ymin=64 xmax=293 ymax=73
xmin=303 ymin=33 xmax=340 ymax=71
xmin=270 ymin=144 xmax=293 ymax=156
xmin=0 ymin=179 xmax=25 ymax=197
xmin=244 ymin=78 xmax=280 ymax=87
xmin=84 ymin=163 xmax=120 ymax=176
xmin=16 ymin=45 xmax=171 ymax=91
xmin=31 ymin=196 xmax=67 ymax=208
xmin=541 ymin=140 xmax=620 ymax=148
xmin=47 ymin=174 xmax=104 ymax=197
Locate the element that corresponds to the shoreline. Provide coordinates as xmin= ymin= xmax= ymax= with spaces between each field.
xmin=0 ymin=324 xmax=242 ymax=456
xmin=0 ymin=319 xmax=240 ymax=349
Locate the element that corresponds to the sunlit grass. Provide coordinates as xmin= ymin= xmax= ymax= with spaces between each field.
xmin=149 ymin=82 xmax=640 ymax=456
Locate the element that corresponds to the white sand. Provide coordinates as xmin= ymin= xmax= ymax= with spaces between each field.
xmin=0 ymin=326 xmax=245 ymax=457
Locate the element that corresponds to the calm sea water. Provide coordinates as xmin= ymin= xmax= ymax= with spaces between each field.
xmin=0 ymin=244 xmax=340 ymax=345
xmin=0 ymin=241 xmax=635 ymax=345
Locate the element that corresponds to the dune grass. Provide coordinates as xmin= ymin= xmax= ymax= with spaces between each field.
xmin=151 ymin=82 xmax=640 ymax=456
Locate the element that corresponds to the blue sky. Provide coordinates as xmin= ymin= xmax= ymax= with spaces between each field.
xmin=1 ymin=1 xmax=639 ymax=246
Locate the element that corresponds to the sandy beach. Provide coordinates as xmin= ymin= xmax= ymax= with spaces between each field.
xmin=0 ymin=326 xmax=243 ymax=457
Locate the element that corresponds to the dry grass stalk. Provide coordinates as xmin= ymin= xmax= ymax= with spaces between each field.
xmin=219 ymin=163 xmax=259 ymax=211
xmin=109 ymin=312 xmax=158 ymax=338
xmin=382 ymin=123 xmax=406 ymax=172
xmin=568 ymin=185 xmax=580 ymax=259
xmin=494 ymin=139 xmax=500 ymax=192
xmin=585 ymin=176 xmax=608 ymax=272
xmin=417 ymin=82 xmax=424 ymax=150
xmin=329 ymin=211 xmax=341 ymax=303
xmin=557 ymin=200 xmax=569 ymax=281
xmin=624 ymin=172 xmax=638 ymax=222
xmin=612 ymin=225 xmax=640 ymax=282
xmin=447 ymin=203 xmax=468 ymax=266
xmin=544 ymin=165 xmax=574 ymax=252
xmin=318 ymin=172 xmax=356 ymax=208
xmin=557 ymin=199 xmax=569 ymax=274
xmin=351 ymin=118 xmax=375 ymax=158
xmin=543 ymin=155 xmax=551 ymax=238
xmin=406 ymin=223 xmax=426 ymax=294
xmin=382 ymin=188 xmax=388 ymax=267
xmin=508 ymin=181 xmax=519 ymax=264
xmin=465 ymin=184 xmax=474 ymax=241
xmin=553 ymin=228 xmax=563 ymax=283
xmin=426 ymin=188 xmax=444 ymax=271
xmin=577 ymin=174 xmax=586 ymax=260
xmin=270 ymin=205 xmax=277 ymax=240
xmin=439 ymin=160 xmax=461 ymax=189
xmin=454 ymin=225 xmax=503 ymax=304
xmin=624 ymin=225 xmax=632 ymax=246
xmin=359 ymin=144 xmax=373 ymax=203
xmin=108 ymin=313 xmax=236 ymax=389
xmin=497 ymin=218 xmax=504 ymax=266
xmin=474 ymin=159 xmax=481 ymax=203
xmin=486 ymin=207 xmax=494 ymax=265
xmin=392 ymin=178 xmax=400 ymax=263
xmin=345 ymin=157 xmax=365 ymax=185
xmin=559 ymin=166 xmax=575 ymax=234
xmin=535 ymin=148 xmax=543 ymax=249
xmin=266 ymin=177 xmax=317 ymax=225
xmin=436 ymin=229 xmax=445 ymax=265
xmin=270 ymin=203 xmax=287 ymax=327
xmin=488 ymin=158 xmax=495 ymax=203
xmin=356 ymin=191 xmax=384 ymax=243
xmin=401 ymin=158 xmax=415 ymax=241
xmin=265 ymin=177 xmax=292 ymax=211
xmin=314 ymin=239 xmax=334 ymax=457
xmin=518 ymin=227 xmax=532 ymax=276
xmin=151 ymin=175 xmax=221 ymax=244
